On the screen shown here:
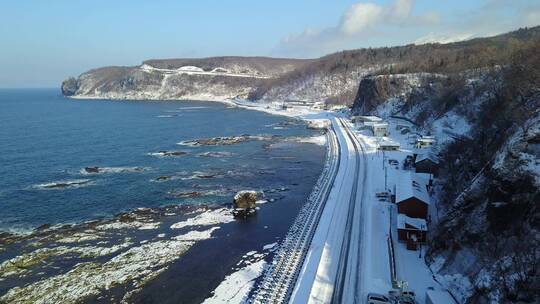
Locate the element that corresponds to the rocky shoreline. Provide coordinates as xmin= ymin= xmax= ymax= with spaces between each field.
xmin=0 ymin=177 xmax=320 ymax=303
xmin=0 ymin=98 xmax=330 ymax=303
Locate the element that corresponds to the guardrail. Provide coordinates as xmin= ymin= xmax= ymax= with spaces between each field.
xmin=387 ymin=209 xmax=397 ymax=282
xmin=252 ymin=122 xmax=341 ymax=303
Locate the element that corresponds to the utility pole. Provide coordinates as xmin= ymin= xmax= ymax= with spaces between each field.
xmin=385 ymin=166 xmax=388 ymax=191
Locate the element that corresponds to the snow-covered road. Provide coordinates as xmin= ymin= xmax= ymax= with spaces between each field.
xmin=289 ymin=117 xmax=362 ymax=303
xmin=246 ymin=107 xmax=451 ymax=303
xmin=288 ymin=117 xmax=392 ymax=304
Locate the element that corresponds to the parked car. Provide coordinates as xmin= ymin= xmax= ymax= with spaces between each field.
xmin=402 ymin=291 xmax=415 ymax=299
xmin=367 ymin=293 xmax=390 ymax=304
xmin=399 ymin=291 xmax=416 ymax=303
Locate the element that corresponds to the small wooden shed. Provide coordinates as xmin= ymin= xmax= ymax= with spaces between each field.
xmin=415 ymin=152 xmax=439 ymax=176
xmin=396 ymin=174 xmax=430 ymax=219
xmin=397 ymin=214 xmax=427 ymax=243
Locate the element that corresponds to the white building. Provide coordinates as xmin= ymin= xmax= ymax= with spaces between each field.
xmin=272 ymin=101 xmax=285 ymax=110
xmin=311 ymin=102 xmax=325 ymax=110
xmin=416 ymin=136 xmax=436 ymax=149
xmin=379 ymin=138 xmax=400 ymax=151
xmin=371 ymin=122 xmax=389 ymax=137
xmin=330 ymin=105 xmax=347 ymax=111
xmin=352 ymin=115 xmax=383 ymax=124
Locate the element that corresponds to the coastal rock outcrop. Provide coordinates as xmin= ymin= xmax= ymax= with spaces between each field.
xmin=61 ymin=77 xmax=79 ymax=96
xmin=233 ymin=190 xmax=258 ymax=217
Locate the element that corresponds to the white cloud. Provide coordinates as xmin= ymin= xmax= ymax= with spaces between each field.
xmin=390 ymin=0 xmax=414 ymax=20
xmin=526 ymin=8 xmax=540 ymax=26
xmin=276 ymin=0 xmax=540 ymax=57
xmin=277 ymin=0 xmax=439 ymax=57
xmin=339 ymin=3 xmax=384 ymax=35
xmin=337 ymin=0 xmax=435 ymax=36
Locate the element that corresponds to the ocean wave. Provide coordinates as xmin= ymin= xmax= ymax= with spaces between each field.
xmin=155 ymin=115 xmax=176 ymax=118
xmin=151 ymin=171 xmax=192 ymax=182
xmin=167 ymin=188 xmax=232 ymax=198
xmin=0 ymin=226 xmax=34 ymax=236
xmin=180 ymin=171 xmax=226 ymax=180
xmin=177 ymin=135 xmax=280 ymax=147
xmin=80 ymin=166 xmax=149 ymax=175
xmin=177 ymin=106 xmax=208 ymax=110
xmin=33 ymin=179 xmax=94 ymax=190
xmin=197 ymin=151 xmax=234 ymax=158
xmin=147 ymin=150 xmax=187 ymax=157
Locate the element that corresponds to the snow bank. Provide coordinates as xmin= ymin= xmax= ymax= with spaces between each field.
xmin=170 ymin=208 xmax=235 ymax=230
xmin=294 ymin=135 xmax=327 ymax=146
xmin=202 ymin=259 xmax=267 ymax=304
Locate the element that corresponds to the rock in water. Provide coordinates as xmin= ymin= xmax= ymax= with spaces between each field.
xmin=233 ymin=190 xmax=258 ymax=217
xmin=84 ymin=166 xmax=100 ymax=173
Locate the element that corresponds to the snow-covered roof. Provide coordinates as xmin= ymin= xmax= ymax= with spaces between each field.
xmin=397 ymin=214 xmax=427 ymax=231
xmin=379 ymin=138 xmax=400 ymax=147
xmin=372 ymin=122 xmax=389 ymax=128
xmin=396 ymin=173 xmax=430 ymax=205
xmin=417 ymin=136 xmax=436 ymax=143
xmin=426 ymin=290 xmax=455 ymax=304
xmin=415 ymin=152 xmax=439 ymax=164
xmin=365 ymin=121 xmax=388 ymax=128
xmin=354 ymin=115 xmax=382 ymax=122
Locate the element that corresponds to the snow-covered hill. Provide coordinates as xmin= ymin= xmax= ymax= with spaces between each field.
xmin=350 ymin=57 xmax=539 ymax=302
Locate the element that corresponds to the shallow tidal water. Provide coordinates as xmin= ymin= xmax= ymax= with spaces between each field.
xmin=0 ymin=89 xmax=325 ymax=303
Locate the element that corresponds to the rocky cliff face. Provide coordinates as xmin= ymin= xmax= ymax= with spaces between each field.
xmin=61 ymin=63 xmax=273 ymax=101
xmin=62 ymin=56 xmax=376 ymax=103
xmin=428 ymin=113 xmax=540 ymax=303
xmin=352 ymin=73 xmax=446 ymax=115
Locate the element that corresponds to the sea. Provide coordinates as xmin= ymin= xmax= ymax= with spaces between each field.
xmin=0 ymin=89 xmax=325 ymax=303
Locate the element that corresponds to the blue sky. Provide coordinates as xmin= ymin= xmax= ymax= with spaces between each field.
xmin=1 ymin=0 xmax=539 ymax=88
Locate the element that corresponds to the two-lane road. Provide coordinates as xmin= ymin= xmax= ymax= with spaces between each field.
xmin=290 ymin=117 xmax=368 ymax=304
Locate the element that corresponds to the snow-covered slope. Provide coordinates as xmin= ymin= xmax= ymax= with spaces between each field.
xmin=350 ymin=58 xmax=539 ymax=302
xmin=63 ymin=63 xmax=271 ymax=101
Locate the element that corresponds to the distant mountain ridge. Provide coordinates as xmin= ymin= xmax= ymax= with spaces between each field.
xmin=62 ymin=26 xmax=540 ymax=104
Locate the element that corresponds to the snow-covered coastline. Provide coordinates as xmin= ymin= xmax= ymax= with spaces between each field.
xmin=68 ymin=94 xmax=334 ymax=140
